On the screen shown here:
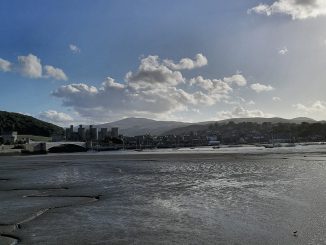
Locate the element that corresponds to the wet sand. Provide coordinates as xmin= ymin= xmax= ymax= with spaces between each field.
xmin=1 ymin=147 xmax=326 ymax=244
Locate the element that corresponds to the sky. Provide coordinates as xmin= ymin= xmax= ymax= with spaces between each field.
xmin=1 ymin=0 xmax=326 ymax=126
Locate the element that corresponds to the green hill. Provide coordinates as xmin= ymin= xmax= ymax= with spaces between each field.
xmin=163 ymin=117 xmax=317 ymax=136
xmin=0 ymin=111 xmax=64 ymax=137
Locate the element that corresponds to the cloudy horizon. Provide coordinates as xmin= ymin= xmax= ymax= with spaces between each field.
xmin=1 ymin=0 xmax=326 ymax=126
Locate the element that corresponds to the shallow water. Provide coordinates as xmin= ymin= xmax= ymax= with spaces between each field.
xmin=1 ymin=147 xmax=326 ymax=244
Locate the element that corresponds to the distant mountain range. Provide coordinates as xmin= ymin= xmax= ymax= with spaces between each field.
xmin=95 ymin=117 xmax=192 ymax=136
xmin=95 ymin=116 xmax=318 ymax=136
xmin=163 ymin=117 xmax=318 ymax=136
xmin=0 ymin=110 xmax=322 ymax=137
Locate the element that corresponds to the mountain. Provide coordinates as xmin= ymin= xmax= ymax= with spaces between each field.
xmin=163 ymin=117 xmax=318 ymax=136
xmin=0 ymin=111 xmax=64 ymax=137
xmin=95 ymin=116 xmax=317 ymax=137
xmin=209 ymin=117 xmax=316 ymax=125
xmin=96 ymin=117 xmax=191 ymax=136
xmin=290 ymin=117 xmax=316 ymax=124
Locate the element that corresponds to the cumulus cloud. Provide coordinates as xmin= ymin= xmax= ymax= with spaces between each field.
xmin=52 ymin=78 xmax=221 ymax=121
xmin=53 ymin=83 xmax=99 ymax=98
xmin=251 ymin=83 xmax=275 ymax=93
xmin=248 ymin=0 xmax=326 ymax=20
xmin=126 ymin=55 xmax=185 ymax=88
xmin=163 ymin=53 xmax=207 ymax=70
xmin=52 ymin=54 xmax=247 ymax=121
xmin=0 ymin=58 xmax=11 ymax=72
xmin=293 ymin=100 xmax=326 ymax=113
xmin=69 ymin=44 xmax=81 ymax=53
xmin=2 ymin=53 xmax=68 ymax=81
xmin=189 ymin=76 xmax=232 ymax=94
xmin=217 ymin=106 xmax=267 ymax=119
xmin=189 ymin=74 xmax=246 ymax=94
xmin=279 ymin=47 xmax=288 ymax=55
xmin=18 ymin=54 xmax=43 ymax=78
xmin=223 ymin=74 xmax=247 ymax=86
xmin=44 ymin=65 xmax=68 ymax=81
xmin=273 ymin=96 xmax=282 ymax=102
xmin=39 ymin=110 xmax=74 ymax=126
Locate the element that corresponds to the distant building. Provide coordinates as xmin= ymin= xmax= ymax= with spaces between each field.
xmin=208 ymin=140 xmax=220 ymax=146
xmin=207 ymin=135 xmax=218 ymax=142
xmin=65 ymin=125 xmax=74 ymax=141
xmin=78 ymin=125 xmax=86 ymax=141
xmin=207 ymin=134 xmax=220 ymax=146
xmin=64 ymin=125 xmax=84 ymax=141
xmin=135 ymin=135 xmax=145 ymax=146
xmin=69 ymin=125 xmax=74 ymax=139
xmin=65 ymin=128 xmax=71 ymax=141
xmin=0 ymin=131 xmax=18 ymax=144
xmin=89 ymin=125 xmax=98 ymax=141
xmin=111 ymin=127 xmax=119 ymax=138
xmin=99 ymin=128 xmax=108 ymax=141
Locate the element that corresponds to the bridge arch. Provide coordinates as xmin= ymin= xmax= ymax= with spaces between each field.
xmin=48 ymin=143 xmax=87 ymax=153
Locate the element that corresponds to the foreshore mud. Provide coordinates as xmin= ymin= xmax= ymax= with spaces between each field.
xmin=0 ymin=175 xmax=101 ymax=244
xmin=1 ymin=147 xmax=326 ymax=244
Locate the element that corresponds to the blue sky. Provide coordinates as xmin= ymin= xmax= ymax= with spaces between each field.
xmin=1 ymin=0 xmax=326 ymax=125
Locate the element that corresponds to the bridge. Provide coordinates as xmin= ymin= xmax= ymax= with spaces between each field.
xmin=26 ymin=141 xmax=87 ymax=152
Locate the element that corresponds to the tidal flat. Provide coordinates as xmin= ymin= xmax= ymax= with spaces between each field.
xmin=1 ymin=146 xmax=326 ymax=244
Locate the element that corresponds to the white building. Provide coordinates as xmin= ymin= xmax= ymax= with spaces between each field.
xmin=0 ymin=131 xmax=18 ymax=144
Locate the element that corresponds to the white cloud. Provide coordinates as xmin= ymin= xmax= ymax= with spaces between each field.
xmin=44 ymin=65 xmax=68 ymax=81
xmin=251 ymin=83 xmax=275 ymax=93
xmin=39 ymin=110 xmax=74 ymax=126
xmin=217 ymin=106 xmax=268 ymax=119
xmin=189 ymin=76 xmax=232 ymax=94
xmin=248 ymin=100 xmax=256 ymax=105
xmin=0 ymin=58 xmax=11 ymax=72
xmin=54 ymin=83 xmax=99 ymax=97
xmin=163 ymin=53 xmax=207 ymax=70
xmin=69 ymin=44 xmax=81 ymax=53
xmin=102 ymin=77 xmax=125 ymax=90
xmin=18 ymin=54 xmax=42 ymax=78
xmin=52 ymin=79 xmax=221 ymax=121
xmin=223 ymin=74 xmax=247 ymax=86
xmin=126 ymin=55 xmax=185 ymax=88
xmin=279 ymin=47 xmax=288 ymax=55
xmin=189 ymin=74 xmax=246 ymax=95
xmin=293 ymin=100 xmax=326 ymax=113
xmin=52 ymin=54 xmax=248 ymax=121
xmin=248 ymin=0 xmax=326 ymax=20
xmin=3 ymin=53 xmax=68 ymax=81
xmin=273 ymin=96 xmax=282 ymax=102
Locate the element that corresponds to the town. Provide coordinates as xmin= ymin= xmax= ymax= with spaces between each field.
xmin=58 ymin=124 xmax=222 ymax=151
xmin=0 ymin=124 xmax=221 ymax=154
xmin=2 ymin=120 xmax=326 ymax=154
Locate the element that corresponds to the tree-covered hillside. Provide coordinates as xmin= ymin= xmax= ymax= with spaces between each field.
xmin=164 ymin=121 xmax=326 ymax=144
xmin=0 ymin=111 xmax=64 ymax=137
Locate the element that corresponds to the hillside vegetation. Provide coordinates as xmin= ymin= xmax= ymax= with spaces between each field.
xmin=164 ymin=117 xmax=318 ymax=136
xmin=164 ymin=121 xmax=326 ymax=144
xmin=0 ymin=111 xmax=64 ymax=137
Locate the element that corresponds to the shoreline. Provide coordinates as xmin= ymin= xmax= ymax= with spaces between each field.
xmin=2 ymin=143 xmax=326 ymax=158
